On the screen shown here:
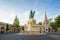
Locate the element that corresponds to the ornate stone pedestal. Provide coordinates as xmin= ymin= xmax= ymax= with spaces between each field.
xmin=22 ymin=19 xmax=44 ymax=35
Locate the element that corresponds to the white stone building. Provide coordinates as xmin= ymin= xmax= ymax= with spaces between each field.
xmin=22 ymin=12 xmax=52 ymax=35
xmin=42 ymin=13 xmax=51 ymax=33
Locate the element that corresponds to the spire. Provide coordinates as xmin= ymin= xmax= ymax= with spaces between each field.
xmin=42 ymin=12 xmax=48 ymax=25
xmin=44 ymin=12 xmax=47 ymax=21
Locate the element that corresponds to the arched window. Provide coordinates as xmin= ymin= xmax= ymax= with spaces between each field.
xmin=46 ymin=29 xmax=48 ymax=31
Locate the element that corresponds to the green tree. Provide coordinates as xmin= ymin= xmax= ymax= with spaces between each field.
xmin=6 ymin=24 xmax=9 ymax=32
xmin=13 ymin=15 xmax=20 ymax=27
xmin=50 ymin=22 xmax=55 ymax=29
xmin=38 ymin=22 xmax=42 ymax=25
xmin=49 ymin=18 xmax=52 ymax=22
xmin=50 ymin=15 xmax=60 ymax=32
xmin=55 ymin=15 xmax=60 ymax=28
xmin=50 ymin=22 xmax=58 ymax=32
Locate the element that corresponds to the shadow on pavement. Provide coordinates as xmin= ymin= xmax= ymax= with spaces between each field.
xmin=0 ymin=33 xmax=56 ymax=40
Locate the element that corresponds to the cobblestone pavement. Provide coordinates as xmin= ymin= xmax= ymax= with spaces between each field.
xmin=0 ymin=32 xmax=60 ymax=40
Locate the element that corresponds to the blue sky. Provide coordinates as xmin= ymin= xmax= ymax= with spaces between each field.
xmin=0 ymin=0 xmax=60 ymax=25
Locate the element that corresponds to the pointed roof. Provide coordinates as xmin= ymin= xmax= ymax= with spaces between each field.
xmin=42 ymin=12 xmax=48 ymax=25
xmin=44 ymin=12 xmax=47 ymax=21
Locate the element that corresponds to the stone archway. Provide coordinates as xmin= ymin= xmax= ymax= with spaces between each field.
xmin=1 ymin=27 xmax=4 ymax=33
xmin=48 ymin=27 xmax=51 ymax=32
xmin=22 ymin=27 xmax=24 ymax=31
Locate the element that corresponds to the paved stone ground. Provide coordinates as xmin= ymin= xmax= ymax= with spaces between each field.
xmin=0 ymin=32 xmax=60 ymax=40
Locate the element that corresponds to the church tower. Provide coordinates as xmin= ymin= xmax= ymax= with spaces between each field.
xmin=42 ymin=12 xmax=50 ymax=33
xmin=42 ymin=12 xmax=48 ymax=25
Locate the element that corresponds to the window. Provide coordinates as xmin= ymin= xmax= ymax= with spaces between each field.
xmin=46 ymin=29 xmax=48 ymax=31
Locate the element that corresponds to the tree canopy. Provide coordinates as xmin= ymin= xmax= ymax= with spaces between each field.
xmin=6 ymin=24 xmax=9 ymax=32
xmin=54 ymin=15 xmax=60 ymax=28
xmin=50 ymin=15 xmax=60 ymax=31
xmin=13 ymin=15 xmax=20 ymax=27
xmin=38 ymin=22 xmax=42 ymax=25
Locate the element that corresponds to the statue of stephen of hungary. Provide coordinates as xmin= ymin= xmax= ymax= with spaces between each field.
xmin=29 ymin=10 xmax=35 ymax=19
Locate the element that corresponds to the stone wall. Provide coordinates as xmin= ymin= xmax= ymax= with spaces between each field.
xmin=22 ymin=31 xmax=41 ymax=35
